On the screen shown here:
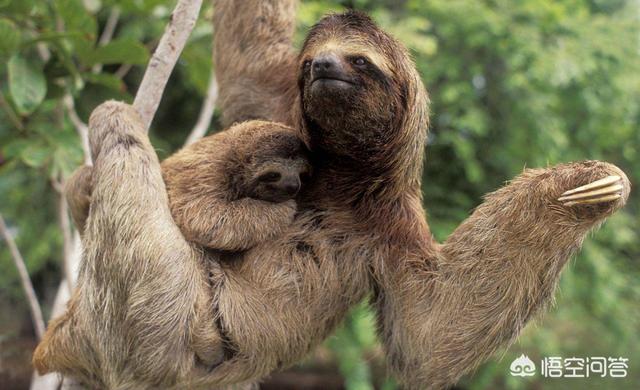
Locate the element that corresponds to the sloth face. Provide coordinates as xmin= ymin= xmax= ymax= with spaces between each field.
xmin=299 ymin=11 xmax=408 ymax=159
xmin=242 ymin=134 xmax=311 ymax=203
xmin=247 ymin=157 xmax=311 ymax=203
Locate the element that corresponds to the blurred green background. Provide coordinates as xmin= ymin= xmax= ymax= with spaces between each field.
xmin=1 ymin=0 xmax=638 ymax=389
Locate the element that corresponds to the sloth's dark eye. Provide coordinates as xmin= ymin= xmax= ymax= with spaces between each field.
xmin=303 ymin=60 xmax=312 ymax=69
xmin=352 ymin=57 xmax=367 ymax=66
xmin=258 ymin=171 xmax=281 ymax=183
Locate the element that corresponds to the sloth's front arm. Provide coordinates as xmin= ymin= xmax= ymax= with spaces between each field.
xmin=213 ymin=0 xmax=299 ymax=126
xmin=34 ymin=102 xmax=223 ymax=387
xmin=374 ymin=161 xmax=630 ymax=390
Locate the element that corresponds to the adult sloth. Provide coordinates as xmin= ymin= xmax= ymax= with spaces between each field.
xmin=34 ymin=3 xmax=630 ymax=389
xmin=214 ymin=4 xmax=629 ymax=387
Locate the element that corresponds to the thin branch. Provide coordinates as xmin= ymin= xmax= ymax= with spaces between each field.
xmin=63 ymin=94 xmax=92 ymax=166
xmin=99 ymin=7 xmax=121 ymax=46
xmin=56 ymin=92 xmax=90 ymax=292
xmin=26 ymin=20 xmax=51 ymax=62
xmin=30 ymin=275 xmax=74 ymax=390
xmin=0 ymin=214 xmax=45 ymax=339
xmin=57 ymin=187 xmax=75 ymax=293
xmin=184 ymin=74 xmax=218 ymax=146
xmin=115 ymin=63 xmax=133 ymax=79
xmin=133 ymin=0 xmax=204 ymax=131
xmin=92 ymin=7 xmax=121 ymax=74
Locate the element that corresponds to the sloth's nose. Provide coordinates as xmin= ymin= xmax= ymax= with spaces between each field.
xmin=280 ymin=176 xmax=301 ymax=196
xmin=313 ymin=54 xmax=340 ymax=72
xmin=311 ymin=54 xmax=347 ymax=81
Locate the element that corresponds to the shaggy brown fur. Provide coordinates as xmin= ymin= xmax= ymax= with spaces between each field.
xmin=64 ymin=164 xmax=92 ymax=234
xmin=162 ymin=120 xmax=310 ymax=251
xmin=35 ymin=119 xmax=310 ymax=387
xmin=374 ymin=161 xmax=630 ymax=389
xmin=33 ymin=104 xmax=224 ymax=387
xmin=213 ymin=0 xmax=298 ymax=126
xmin=33 ymin=3 xmax=630 ymax=389
xmin=64 ymin=121 xmax=309 ymax=253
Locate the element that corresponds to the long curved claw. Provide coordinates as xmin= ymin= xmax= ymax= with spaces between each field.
xmin=558 ymin=175 xmax=623 ymax=206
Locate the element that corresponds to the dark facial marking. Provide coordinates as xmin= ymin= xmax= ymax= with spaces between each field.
xmin=257 ymin=171 xmax=282 ymax=183
xmin=248 ymin=157 xmax=309 ymax=203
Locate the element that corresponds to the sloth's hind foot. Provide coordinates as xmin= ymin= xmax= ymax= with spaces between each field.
xmin=558 ymin=175 xmax=624 ymax=206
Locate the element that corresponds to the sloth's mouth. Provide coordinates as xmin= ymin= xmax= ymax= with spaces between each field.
xmin=312 ymin=77 xmax=354 ymax=86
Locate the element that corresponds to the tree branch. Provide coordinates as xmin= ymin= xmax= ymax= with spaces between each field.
xmin=30 ymin=279 xmax=73 ymax=390
xmin=184 ymin=74 xmax=218 ymax=146
xmin=99 ymin=7 xmax=121 ymax=46
xmin=0 ymin=214 xmax=45 ymax=339
xmin=133 ymin=0 xmax=204 ymax=131
xmin=63 ymin=94 xmax=91 ymax=166
xmin=56 ymin=187 xmax=75 ymax=292
xmin=92 ymin=7 xmax=121 ymax=74
xmin=31 ymin=2 xmax=204 ymax=388
xmin=114 ymin=63 xmax=133 ymax=79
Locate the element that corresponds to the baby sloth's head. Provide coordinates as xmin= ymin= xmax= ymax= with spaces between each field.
xmin=240 ymin=127 xmax=311 ymax=203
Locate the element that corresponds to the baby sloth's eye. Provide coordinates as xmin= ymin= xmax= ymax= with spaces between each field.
xmin=352 ymin=57 xmax=367 ymax=67
xmin=258 ymin=171 xmax=281 ymax=183
xmin=303 ymin=60 xmax=312 ymax=70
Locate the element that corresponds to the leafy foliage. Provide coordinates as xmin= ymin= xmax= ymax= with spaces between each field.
xmin=1 ymin=0 xmax=638 ymax=389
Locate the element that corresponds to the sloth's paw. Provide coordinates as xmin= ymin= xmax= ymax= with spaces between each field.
xmin=550 ymin=161 xmax=631 ymax=223
xmin=88 ymin=100 xmax=145 ymax=159
xmin=558 ymin=175 xmax=625 ymax=206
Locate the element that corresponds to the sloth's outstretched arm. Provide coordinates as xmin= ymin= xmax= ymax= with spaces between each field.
xmin=375 ymin=161 xmax=630 ymax=390
xmin=213 ymin=0 xmax=298 ymax=126
xmin=34 ymin=101 xmax=222 ymax=387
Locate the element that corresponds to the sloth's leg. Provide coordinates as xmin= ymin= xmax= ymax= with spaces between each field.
xmin=72 ymin=101 xmax=222 ymax=386
xmin=375 ymin=161 xmax=630 ymax=390
xmin=32 ymin=290 xmax=96 ymax=379
xmin=213 ymin=0 xmax=298 ymax=126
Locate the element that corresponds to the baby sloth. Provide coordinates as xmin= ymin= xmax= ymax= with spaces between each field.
xmin=162 ymin=120 xmax=311 ymax=251
xmin=66 ymin=120 xmax=310 ymax=252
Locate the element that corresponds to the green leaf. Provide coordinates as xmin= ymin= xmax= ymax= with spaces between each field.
xmin=182 ymin=39 xmax=213 ymax=93
xmin=57 ymin=0 xmax=96 ymax=36
xmin=0 ymin=18 xmax=21 ymax=59
xmin=56 ymin=0 xmax=97 ymax=56
xmin=2 ymin=139 xmax=30 ymax=160
xmin=20 ymin=143 xmax=50 ymax=168
xmin=8 ymin=55 xmax=47 ymax=115
xmin=80 ymin=38 xmax=149 ymax=67
xmin=0 ymin=0 xmax=33 ymax=15
xmin=83 ymin=72 xmax=124 ymax=91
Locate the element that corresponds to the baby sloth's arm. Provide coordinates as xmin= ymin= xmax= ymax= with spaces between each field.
xmin=168 ymin=195 xmax=296 ymax=252
xmin=162 ymin=121 xmax=308 ymax=252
